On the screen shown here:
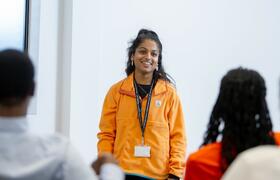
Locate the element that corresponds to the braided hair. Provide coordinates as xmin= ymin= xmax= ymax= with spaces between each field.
xmin=202 ymin=67 xmax=275 ymax=172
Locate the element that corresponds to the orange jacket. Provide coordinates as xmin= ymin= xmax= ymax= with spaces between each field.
xmin=184 ymin=132 xmax=280 ymax=180
xmin=97 ymin=74 xmax=186 ymax=179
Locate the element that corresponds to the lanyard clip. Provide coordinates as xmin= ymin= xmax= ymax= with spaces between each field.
xmin=141 ymin=136 xmax=145 ymax=145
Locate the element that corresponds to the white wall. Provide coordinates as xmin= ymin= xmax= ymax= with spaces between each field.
xmin=27 ymin=0 xmax=59 ymax=134
xmin=30 ymin=0 xmax=280 ymax=164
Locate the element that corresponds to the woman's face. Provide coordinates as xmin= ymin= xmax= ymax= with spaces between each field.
xmin=131 ymin=39 xmax=159 ymax=76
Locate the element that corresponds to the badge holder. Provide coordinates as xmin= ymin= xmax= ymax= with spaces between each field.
xmin=134 ymin=137 xmax=151 ymax=157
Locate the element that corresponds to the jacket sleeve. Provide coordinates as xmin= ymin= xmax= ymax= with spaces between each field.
xmin=168 ymin=91 xmax=187 ymax=178
xmin=97 ymin=86 xmax=118 ymax=154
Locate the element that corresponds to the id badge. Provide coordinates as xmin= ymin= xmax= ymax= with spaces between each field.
xmin=134 ymin=145 xmax=151 ymax=157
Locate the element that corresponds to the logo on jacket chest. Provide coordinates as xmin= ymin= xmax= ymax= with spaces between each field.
xmin=155 ymin=100 xmax=161 ymax=108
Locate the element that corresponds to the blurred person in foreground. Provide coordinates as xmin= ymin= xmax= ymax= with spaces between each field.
xmin=184 ymin=67 xmax=280 ymax=180
xmin=222 ymin=145 xmax=280 ymax=180
xmin=222 ymin=77 xmax=280 ymax=180
xmin=0 ymin=49 xmax=124 ymax=180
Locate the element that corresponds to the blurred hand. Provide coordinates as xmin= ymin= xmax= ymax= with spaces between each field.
xmin=91 ymin=153 xmax=118 ymax=175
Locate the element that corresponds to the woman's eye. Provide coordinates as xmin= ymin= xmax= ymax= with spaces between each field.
xmin=152 ymin=53 xmax=158 ymax=57
xmin=138 ymin=50 xmax=146 ymax=54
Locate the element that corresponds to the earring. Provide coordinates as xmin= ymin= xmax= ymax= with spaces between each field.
xmin=156 ymin=64 xmax=159 ymax=71
xmin=131 ymin=60 xmax=134 ymax=66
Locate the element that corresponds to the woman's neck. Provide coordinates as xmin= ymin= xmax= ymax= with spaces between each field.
xmin=134 ymin=71 xmax=153 ymax=85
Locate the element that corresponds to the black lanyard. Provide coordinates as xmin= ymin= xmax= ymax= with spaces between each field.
xmin=133 ymin=78 xmax=155 ymax=145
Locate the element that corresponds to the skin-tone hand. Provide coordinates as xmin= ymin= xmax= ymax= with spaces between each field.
xmin=91 ymin=153 xmax=119 ymax=175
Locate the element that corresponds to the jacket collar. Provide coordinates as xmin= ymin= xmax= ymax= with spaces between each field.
xmin=119 ymin=73 xmax=167 ymax=97
xmin=0 ymin=116 xmax=28 ymax=133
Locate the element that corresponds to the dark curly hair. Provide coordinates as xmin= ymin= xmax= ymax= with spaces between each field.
xmin=202 ymin=67 xmax=275 ymax=172
xmin=125 ymin=29 xmax=174 ymax=84
xmin=0 ymin=49 xmax=35 ymax=106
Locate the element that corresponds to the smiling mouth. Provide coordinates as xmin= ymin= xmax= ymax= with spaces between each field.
xmin=141 ymin=60 xmax=152 ymax=65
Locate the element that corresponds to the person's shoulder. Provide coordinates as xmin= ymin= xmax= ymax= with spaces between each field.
xmin=222 ymin=145 xmax=280 ymax=180
xmin=37 ymin=133 xmax=70 ymax=152
xmin=42 ymin=133 xmax=68 ymax=142
xmin=188 ymin=142 xmax=222 ymax=163
xmin=236 ymin=145 xmax=280 ymax=164
xmin=273 ymin=131 xmax=280 ymax=145
xmin=108 ymin=76 xmax=130 ymax=92
xmin=157 ymin=79 xmax=176 ymax=95
xmin=162 ymin=80 xmax=176 ymax=91
xmin=186 ymin=143 xmax=222 ymax=179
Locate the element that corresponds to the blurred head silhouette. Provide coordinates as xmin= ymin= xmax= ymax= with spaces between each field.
xmin=0 ymin=49 xmax=34 ymax=116
xmin=202 ymin=67 xmax=275 ymax=171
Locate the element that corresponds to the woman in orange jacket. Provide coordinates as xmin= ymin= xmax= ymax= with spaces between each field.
xmin=184 ymin=67 xmax=278 ymax=180
xmin=97 ymin=29 xmax=186 ymax=180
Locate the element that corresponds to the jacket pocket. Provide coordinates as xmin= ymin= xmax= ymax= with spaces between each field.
xmin=146 ymin=120 xmax=170 ymax=174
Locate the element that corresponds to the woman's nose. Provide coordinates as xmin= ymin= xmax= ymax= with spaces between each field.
xmin=146 ymin=53 xmax=152 ymax=60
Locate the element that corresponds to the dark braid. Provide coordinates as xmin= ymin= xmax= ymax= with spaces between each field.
xmin=202 ymin=67 xmax=275 ymax=172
